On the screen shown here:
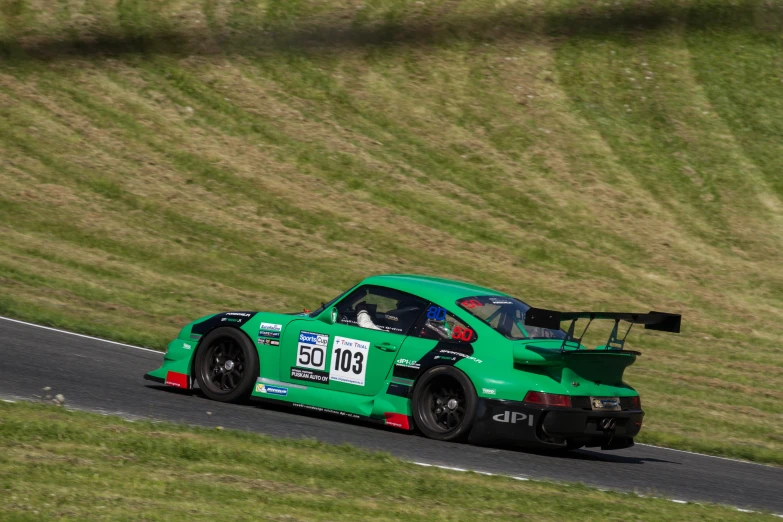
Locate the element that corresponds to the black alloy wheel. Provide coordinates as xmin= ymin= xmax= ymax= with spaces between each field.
xmin=195 ymin=327 xmax=259 ymax=403
xmin=412 ymin=366 xmax=477 ymax=441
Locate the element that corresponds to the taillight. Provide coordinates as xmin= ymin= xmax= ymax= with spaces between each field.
xmin=631 ymin=396 xmax=641 ymax=409
xmin=523 ymin=391 xmax=572 ymax=408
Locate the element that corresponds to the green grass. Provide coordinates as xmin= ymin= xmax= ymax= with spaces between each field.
xmin=0 ymin=400 xmax=778 ymax=521
xmin=0 ymin=0 xmax=781 ymax=465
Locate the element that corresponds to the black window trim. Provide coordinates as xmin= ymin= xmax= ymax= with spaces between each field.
xmin=408 ymin=300 xmax=479 ymax=343
xmin=455 ymin=295 xmax=566 ymax=341
xmin=334 ymin=284 xmax=430 ymax=337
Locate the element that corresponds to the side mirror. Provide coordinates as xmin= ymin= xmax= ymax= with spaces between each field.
xmin=319 ymin=306 xmax=339 ymax=325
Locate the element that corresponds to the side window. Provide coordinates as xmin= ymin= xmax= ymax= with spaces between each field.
xmin=411 ymin=305 xmax=477 ymax=343
xmin=335 ymin=285 xmax=427 ymax=335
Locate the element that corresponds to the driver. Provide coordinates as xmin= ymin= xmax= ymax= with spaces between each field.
xmin=356 ymin=303 xmax=382 ymax=330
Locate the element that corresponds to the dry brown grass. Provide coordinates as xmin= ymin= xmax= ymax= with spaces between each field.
xmin=0 ymin=0 xmax=781 ymax=463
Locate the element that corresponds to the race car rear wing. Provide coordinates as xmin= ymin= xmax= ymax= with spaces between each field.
xmin=524 ymin=308 xmax=681 ymax=352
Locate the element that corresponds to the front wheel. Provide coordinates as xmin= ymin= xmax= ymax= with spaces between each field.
xmin=412 ymin=366 xmax=477 ymax=441
xmin=194 ymin=327 xmax=259 ymax=403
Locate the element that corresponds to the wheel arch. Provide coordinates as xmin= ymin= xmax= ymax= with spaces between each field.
xmin=411 ymin=363 xmax=477 ymax=395
xmin=410 ymin=363 xmax=479 ymax=441
xmin=189 ymin=325 xmax=257 ymax=380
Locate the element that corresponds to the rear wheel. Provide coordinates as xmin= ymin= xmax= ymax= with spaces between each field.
xmin=412 ymin=366 xmax=477 ymax=441
xmin=195 ymin=327 xmax=258 ymax=403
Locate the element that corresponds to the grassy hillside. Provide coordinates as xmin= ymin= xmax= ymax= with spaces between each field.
xmin=0 ymin=0 xmax=781 ymax=463
xmin=2 ymin=401 xmax=779 ymax=521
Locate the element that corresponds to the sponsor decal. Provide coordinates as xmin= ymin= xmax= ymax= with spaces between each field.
xmin=384 ymin=314 xmax=399 ymax=322
xmin=260 ymin=322 xmax=283 ymax=332
xmin=257 ymin=339 xmax=280 ymax=346
xmin=437 ymin=349 xmax=482 ymax=364
xmin=165 ymin=371 xmax=189 ymax=389
xmin=290 ymin=367 xmax=330 ymax=384
xmin=384 ymin=412 xmax=411 ymax=430
xmin=226 ymin=312 xmax=252 ymax=317
xmin=381 ymin=325 xmax=404 ymax=333
xmin=292 ymin=403 xmax=361 ymax=419
xmin=255 ymin=383 xmax=288 ymax=396
xmin=492 ymin=411 xmax=535 ymax=426
xmin=329 ymin=336 xmax=370 ymax=386
xmin=395 ymin=358 xmax=420 ymax=370
xmin=221 ymin=317 xmax=240 ymax=323
xmin=258 ymin=330 xmax=281 ymax=339
xmin=182 ymin=343 xmax=192 ymax=350
xmin=482 ymin=388 xmax=496 ymax=395
xmin=488 ymin=297 xmax=513 ymax=305
xmin=298 ymin=331 xmax=329 ymax=346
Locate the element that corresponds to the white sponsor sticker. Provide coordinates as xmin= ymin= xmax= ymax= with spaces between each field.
xmin=182 ymin=343 xmax=192 ymax=350
xmin=329 ymin=336 xmax=370 ymax=386
xmin=482 ymin=388 xmax=496 ymax=395
xmin=260 ymin=323 xmax=282 ymax=332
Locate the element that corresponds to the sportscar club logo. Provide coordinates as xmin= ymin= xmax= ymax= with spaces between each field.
xmin=492 ymin=411 xmax=535 ymax=426
xmin=260 ymin=323 xmax=282 ymax=332
xmin=298 ymin=331 xmax=328 ymax=346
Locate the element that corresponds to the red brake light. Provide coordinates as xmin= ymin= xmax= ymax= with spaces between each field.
xmin=631 ymin=396 xmax=641 ymax=409
xmin=523 ymin=391 xmax=572 ymax=408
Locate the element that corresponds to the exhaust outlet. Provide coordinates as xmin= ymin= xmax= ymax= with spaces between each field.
xmin=599 ymin=418 xmax=617 ymax=430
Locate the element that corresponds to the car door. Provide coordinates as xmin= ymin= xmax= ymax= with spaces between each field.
xmin=280 ymin=285 xmax=427 ymax=396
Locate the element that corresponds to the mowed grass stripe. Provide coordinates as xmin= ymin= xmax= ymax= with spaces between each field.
xmin=0 ymin=0 xmax=780 ymax=464
xmin=0 ymin=401 xmax=778 ymax=521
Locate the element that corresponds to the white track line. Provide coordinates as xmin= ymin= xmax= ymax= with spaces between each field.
xmin=0 ymin=315 xmax=778 ymax=470
xmin=0 ymin=316 xmax=162 ymax=353
xmin=2 ymin=392 xmax=780 ymax=517
xmin=411 ymin=462 xmax=781 ymax=515
xmin=411 ymin=462 xmax=527 ymax=480
xmin=635 ymin=443 xmax=773 ymax=467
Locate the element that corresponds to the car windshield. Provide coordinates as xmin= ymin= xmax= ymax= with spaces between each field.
xmin=307 ymin=286 xmax=355 ymax=318
xmin=456 ymin=295 xmax=567 ymax=340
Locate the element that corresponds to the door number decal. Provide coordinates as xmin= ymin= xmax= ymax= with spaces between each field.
xmin=296 ymin=331 xmax=328 ymax=371
xmin=329 ymin=336 xmax=370 ymax=386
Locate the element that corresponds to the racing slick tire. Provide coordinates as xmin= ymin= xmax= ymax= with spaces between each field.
xmin=194 ymin=327 xmax=259 ymax=403
xmin=412 ymin=366 xmax=477 ymax=442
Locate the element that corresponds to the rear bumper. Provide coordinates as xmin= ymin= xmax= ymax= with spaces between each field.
xmin=468 ymin=398 xmax=643 ymax=450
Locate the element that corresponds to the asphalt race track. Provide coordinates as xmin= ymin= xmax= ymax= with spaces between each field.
xmin=1 ymin=317 xmax=781 ymax=514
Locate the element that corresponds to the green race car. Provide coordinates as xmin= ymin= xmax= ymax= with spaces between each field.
xmin=145 ymin=274 xmax=680 ymax=450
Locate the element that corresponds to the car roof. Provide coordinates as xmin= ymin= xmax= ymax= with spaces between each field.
xmin=361 ymin=274 xmax=510 ymax=305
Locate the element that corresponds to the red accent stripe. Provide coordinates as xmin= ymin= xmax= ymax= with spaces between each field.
xmin=384 ymin=412 xmax=411 ymax=430
xmin=165 ymin=371 xmax=189 ymax=389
